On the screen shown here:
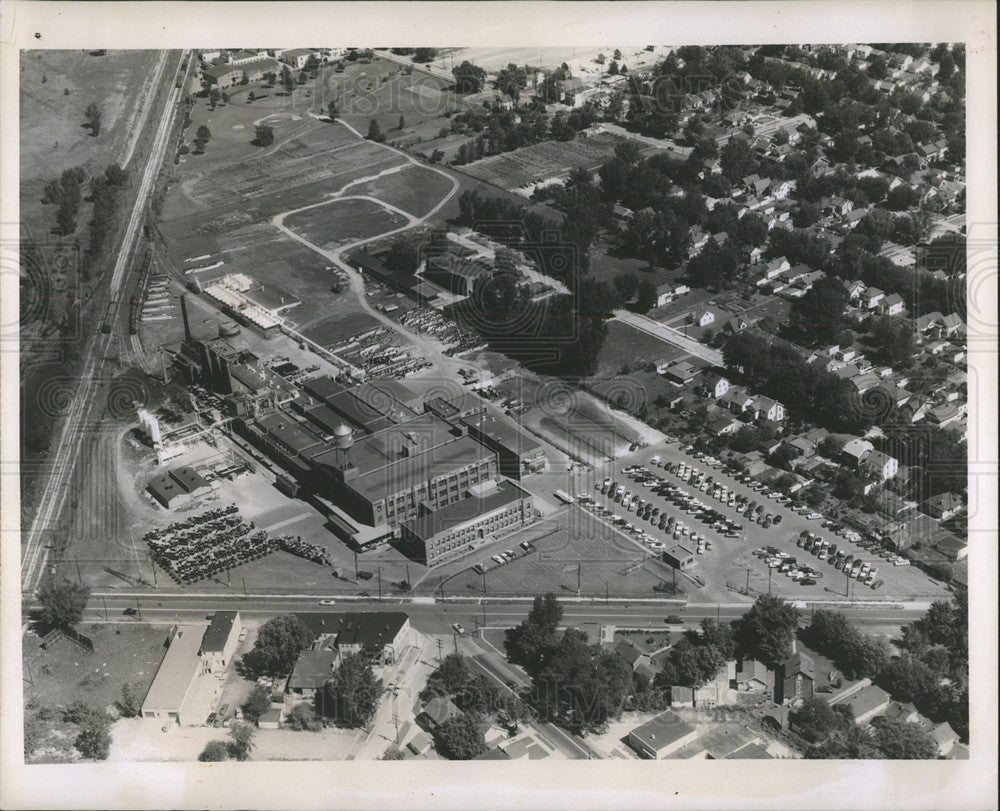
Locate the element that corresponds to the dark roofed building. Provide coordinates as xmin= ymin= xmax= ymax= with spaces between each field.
xmin=199 ymin=611 xmax=242 ymax=674
xmin=418 ymin=696 xmax=462 ymax=731
xmin=287 ymin=649 xmax=339 ymax=697
xmin=294 ymin=612 xmax=411 ymax=664
xmin=626 ymin=710 xmax=700 ymax=759
xmin=460 ymin=414 xmax=546 ymax=478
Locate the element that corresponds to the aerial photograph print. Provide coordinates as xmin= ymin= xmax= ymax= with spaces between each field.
xmin=2 ymin=4 xmax=996 ymax=810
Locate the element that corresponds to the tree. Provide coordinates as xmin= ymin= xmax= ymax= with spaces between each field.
xmin=84 ymin=102 xmax=101 ymax=136
xmin=791 ymin=696 xmax=844 ymax=743
xmin=285 ymin=702 xmax=322 ymax=731
xmin=247 ymin=91 xmax=256 ymax=103
xmin=75 ymin=722 xmax=111 ymax=760
xmin=791 ymin=276 xmax=850 ymax=344
xmin=196 ymin=125 xmax=212 ymax=142
xmin=412 ymin=48 xmax=438 ymax=64
xmin=871 ymin=717 xmax=938 ymax=759
xmin=504 ymin=593 xmax=563 ymax=676
xmin=281 ymin=65 xmax=294 ymax=94
xmin=385 ymin=239 xmax=420 ymax=274
xmin=452 ymin=60 xmax=487 ymax=94
xmin=227 ymin=721 xmax=256 ymax=761
xmin=720 ymin=135 xmax=755 ymax=183
xmin=36 ymin=578 xmax=90 ymax=628
xmin=367 ymin=119 xmax=385 ymax=142
xmin=324 ymin=653 xmax=382 ymax=727
xmin=435 ymin=712 xmax=487 ymax=759
xmin=734 ymin=595 xmax=801 ymax=668
xmin=326 ymin=100 xmax=339 ymax=121
xmin=613 ymin=272 xmax=639 ymax=302
xmin=253 ymin=124 xmax=274 ymax=147
xmin=871 ymin=317 xmax=916 ymax=366
xmin=423 ymin=653 xmax=472 ymax=699
xmin=241 ymin=613 xmax=312 ymax=678
xmin=117 ymin=682 xmax=144 ymax=718
xmin=633 ymin=279 xmax=658 ymax=313
xmin=242 ymin=684 xmax=273 ymax=725
xmin=381 ymin=744 xmax=406 ymax=760
xmin=209 ymin=88 xmax=221 ymax=109
xmin=198 ymin=740 xmax=230 ymax=762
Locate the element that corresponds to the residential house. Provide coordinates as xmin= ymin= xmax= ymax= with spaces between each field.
xmin=719 ymin=386 xmax=754 ymax=415
xmin=662 ymin=360 xmax=698 ymax=384
xmin=843 ymin=279 xmax=866 ymax=301
xmin=775 ymin=648 xmax=815 ymax=705
xmin=722 ymin=316 xmax=752 ymax=334
xmin=668 ymin=723 xmax=764 ymax=760
xmin=833 ymin=683 xmax=892 ymax=725
xmin=915 ymin=310 xmax=944 ymax=333
xmin=879 ymin=293 xmax=906 ymax=316
xmin=708 ymin=414 xmax=740 ymax=437
xmin=199 ymin=611 xmax=242 ymax=675
xmin=615 ymin=639 xmax=652 ymax=672
xmin=926 ymin=339 xmax=948 ymax=356
xmin=921 ymin=492 xmax=963 ymax=520
xmin=418 ymin=696 xmax=462 ymax=731
xmin=861 ymin=287 xmax=886 ymax=310
xmin=734 ymin=660 xmax=774 ymax=694
xmin=750 ymin=395 xmax=786 ymax=423
xmin=286 ymin=649 xmax=339 ymax=698
xmin=279 ymin=48 xmax=317 ymax=70
xmin=940 ymin=313 xmax=963 ymax=335
xmin=690 ymin=309 xmax=715 ymax=328
xmin=929 ymin=723 xmax=961 ymax=755
xmin=700 ymin=371 xmax=731 ymax=399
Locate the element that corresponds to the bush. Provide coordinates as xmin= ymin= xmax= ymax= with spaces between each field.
xmin=75 ymin=722 xmax=111 ymax=760
xmin=198 ymin=740 xmax=229 ymax=762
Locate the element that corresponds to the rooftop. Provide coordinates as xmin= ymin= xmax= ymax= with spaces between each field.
xmin=287 ymin=649 xmax=338 ymax=691
xmin=629 ymin=710 xmax=697 ymax=752
xmin=200 ymin=611 xmax=239 ymax=654
xmin=294 ymin=612 xmax=409 ymax=650
xmin=402 ymin=479 xmax=529 ymax=542
xmin=142 ymin=625 xmax=206 ymax=711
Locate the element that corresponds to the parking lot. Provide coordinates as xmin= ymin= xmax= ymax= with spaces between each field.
xmin=573 ymin=440 xmax=950 ymax=604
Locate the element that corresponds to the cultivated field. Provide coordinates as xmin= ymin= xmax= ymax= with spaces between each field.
xmin=283 ymin=198 xmax=410 ymax=251
xmin=457 ymin=133 xmax=625 ymax=191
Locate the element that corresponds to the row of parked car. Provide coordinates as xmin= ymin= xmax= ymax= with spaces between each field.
xmin=796 ymin=531 xmax=886 ymax=588
xmin=473 ymin=540 xmax=535 ymax=574
xmin=752 ymin=547 xmax=824 ymax=585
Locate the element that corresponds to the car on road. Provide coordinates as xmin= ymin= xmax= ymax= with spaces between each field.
xmin=122 ymin=607 xmax=138 ymax=616
xmin=452 ymin=623 xmax=465 ymax=635
xmin=319 ymin=599 xmax=336 ymax=605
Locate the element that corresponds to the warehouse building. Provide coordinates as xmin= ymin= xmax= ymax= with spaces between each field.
xmin=460 ymin=414 xmax=546 ymax=479
xmin=141 ymin=625 xmax=222 ymax=726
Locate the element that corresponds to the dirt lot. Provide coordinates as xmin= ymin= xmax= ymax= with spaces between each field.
xmin=283 ymin=198 xmax=410 ymax=250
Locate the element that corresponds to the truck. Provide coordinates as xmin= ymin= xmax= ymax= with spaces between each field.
xmin=554 ymin=489 xmax=575 ymax=504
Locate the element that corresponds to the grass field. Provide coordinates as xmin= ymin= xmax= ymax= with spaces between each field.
xmin=283 ymin=197 xmax=410 ymax=250
xmin=596 ymin=319 xmax=691 ymax=377
xmin=19 ymin=49 xmax=162 ymax=181
xmin=346 ymin=164 xmax=456 ymax=218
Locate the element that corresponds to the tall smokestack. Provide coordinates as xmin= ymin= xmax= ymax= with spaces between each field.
xmin=180 ymin=294 xmax=192 ymax=340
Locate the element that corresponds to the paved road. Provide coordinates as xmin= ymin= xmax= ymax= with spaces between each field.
xmin=76 ymin=593 xmax=923 ymax=638
xmin=21 ymin=50 xmax=189 ymax=593
xmin=614 ymin=309 xmax=724 ymax=366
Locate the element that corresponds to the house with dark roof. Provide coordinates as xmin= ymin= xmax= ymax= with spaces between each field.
xmin=775 ymin=648 xmax=815 ymax=705
xmin=418 ymin=696 xmax=462 ymax=731
xmin=669 ymin=723 xmax=763 ymax=760
xmin=287 ymin=649 xmax=339 ymax=698
xmin=294 ymin=612 xmax=411 ymax=664
xmin=199 ymin=611 xmax=242 ymax=675
xmin=833 ymin=683 xmax=892 ymax=725
xmin=734 ymin=659 xmax=774 ymax=694
xmin=615 ymin=639 xmax=652 ymax=672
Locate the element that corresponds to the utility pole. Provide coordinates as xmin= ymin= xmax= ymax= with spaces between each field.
xmin=577 ymin=563 xmax=582 ymax=595
xmin=768 ymin=567 xmax=772 ymax=595
xmin=242 ymin=577 xmax=248 ymax=599
xmin=437 ymin=638 xmax=443 ymax=663
xmin=102 ymin=595 xmax=109 ymax=621
xmin=405 ymin=564 xmax=411 ymax=587
xmin=481 ymin=601 xmax=487 ymax=630
xmin=452 ymin=632 xmax=458 ymax=656
xmin=354 ymin=550 xmax=359 ymax=577
xmin=136 ymin=600 xmax=143 ymax=621
xmin=482 ymin=570 xmax=487 ymax=595
xmin=377 ymin=566 xmax=382 ymax=602
xmin=149 ymin=553 xmax=158 ymax=589
xmin=74 ymin=556 xmax=83 ymax=585
xmin=605 ymin=580 xmax=609 ymax=603
xmin=745 ymin=566 xmax=751 ymax=595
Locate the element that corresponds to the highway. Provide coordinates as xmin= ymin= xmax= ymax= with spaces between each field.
xmin=614 ymin=308 xmax=724 ymax=366
xmin=21 ymin=50 xmax=190 ymax=593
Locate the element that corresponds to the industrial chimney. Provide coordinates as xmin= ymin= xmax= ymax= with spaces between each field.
xmin=180 ymin=294 xmax=192 ymax=340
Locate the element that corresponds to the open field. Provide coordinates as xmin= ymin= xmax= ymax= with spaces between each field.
xmin=346 ymin=164 xmax=457 ymax=218
xmin=586 ymin=369 xmax=686 ymax=420
xmin=19 ymin=50 xmax=162 ymax=181
xmin=424 ymin=46 xmax=671 ymax=76
xmin=23 ymin=622 xmax=168 ymax=716
xmin=458 ymin=133 xmax=625 ymax=192
xmin=283 ymin=197 xmax=410 ymax=251
xmin=595 ymin=319 xmax=692 ymax=377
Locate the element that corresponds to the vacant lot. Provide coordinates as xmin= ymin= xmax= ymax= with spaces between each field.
xmin=284 ymin=197 xmax=410 ymax=250
xmin=20 ymin=49 xmax=162 ymax=181
xmin=24 ymin=622 xmax=168 ymax=715
xmin=346 ymin=164 xmax=456 ymax=218
xmin=595 ymin=319 xmax=690 ymax=377
xmin=458 ymin=134 xmax=625 ymax=191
